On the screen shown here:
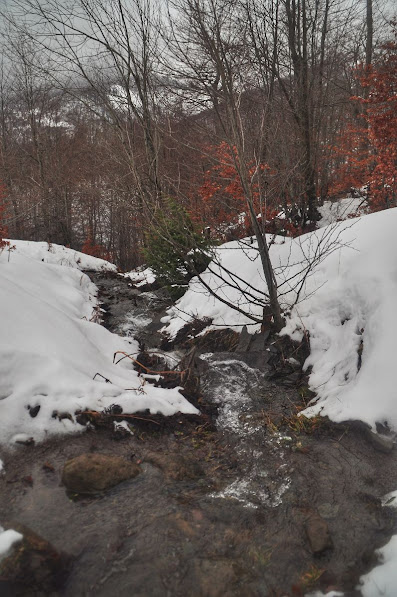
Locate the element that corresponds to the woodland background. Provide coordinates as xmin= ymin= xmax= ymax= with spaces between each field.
xmin=0 ymin=0 xmax=395 ymax=270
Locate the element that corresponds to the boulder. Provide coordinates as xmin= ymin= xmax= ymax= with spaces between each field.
xmin=62 ymin=453 xmax=140 ymax=494
xmin=0 ymin=523 xmax=71 ymax=595
xmin=305 ymin=512 xmax=333 ymax=554
xmin=365 ymin=430 xmax=394 ymax=453
xmin=144 ymin=451 xmax=204 ymax=481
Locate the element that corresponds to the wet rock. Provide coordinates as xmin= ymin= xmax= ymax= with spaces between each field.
xmin=237 ymin=325 xmax=252 ymax=352
xmin=192 ymin=328 xmax=239 ymax=352
xmin=318 ymin=503 xmax=340 ymax=520
xmin=305 ymin=512 xmax=333 ymax=554
xmin=195 ymin=558 xmax=252 ymax=597
xmin=249 ymin=330 xmax=270 ymax=351
xmin=365 ymin=430 xmax=394 ymax=453
xmin=27 ymin=405 xmax=40 ymax=418
xmin=160 ymin=317 xmax=212 ymax=350
xmin=62 ymin=453 xmax=140 ymax=494
xmin=0 ymin=523 xmax=71 ymax=595
xmin=280 ymin=371 xmax=302 ymax=387
xmin=144 ymin=451 xmax=204 ymax=481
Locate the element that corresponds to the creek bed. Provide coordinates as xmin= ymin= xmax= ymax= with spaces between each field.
xmin=0 ymin=271 xmax=396 ymax=596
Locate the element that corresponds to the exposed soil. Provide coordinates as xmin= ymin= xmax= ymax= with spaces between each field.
xmin=1 ymin=271 xmax=397 ymax=596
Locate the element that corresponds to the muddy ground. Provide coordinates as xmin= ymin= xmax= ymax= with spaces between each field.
xmin=0 ymin=271 xmax=397 ymax=596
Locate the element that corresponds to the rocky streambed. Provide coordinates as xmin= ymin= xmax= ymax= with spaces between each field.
xmin=1 ymin=271 xmax=397 ymax=596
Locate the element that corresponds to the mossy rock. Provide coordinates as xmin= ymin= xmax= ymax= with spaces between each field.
xmin=62 ymin=452 xmax=140 ymax=495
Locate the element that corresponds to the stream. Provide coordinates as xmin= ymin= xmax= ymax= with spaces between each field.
xmin=1 ymin=271 xmax=397 ymax=596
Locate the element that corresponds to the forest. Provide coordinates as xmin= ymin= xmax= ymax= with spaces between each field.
xmin=0 ymin=0 xmax=395 ymax=271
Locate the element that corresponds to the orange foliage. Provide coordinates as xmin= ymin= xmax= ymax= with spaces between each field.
xmin=331 ymin=28 xmax=397 ymax=210
xmin=194 ymin=142 xmax=303 ymax=239
xmin=197 ymin=141 xmax=263 ymax=233
xmin=81 ymin=230 xmax=111 ymax=261
xmin=361 ymin=35 xmax=397 ymax=209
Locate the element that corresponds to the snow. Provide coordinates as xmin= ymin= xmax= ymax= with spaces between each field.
xmin=359 ymin=535 xmax=397 ymax=597
xmin=113 ymin=420 xmax=134 ymax=435
xmin=5 ymin=239 xmax=117 ymax=272
xmin=0 ymin=241 xmax=197 ymax=445
xmin=164 ymin=206 xmax=397 ymax=431
xmin=0 ymin=527 xmax=23 ymax=561
xmin=317 ymin=197 xmax=368 ymax=228
xmin=382 ymin=490 xmax=397 ymax=508
xmin=124 ymin=267 xmax=156 ymax=287
xmin=162 ymin=237 xmax=270 ymax=335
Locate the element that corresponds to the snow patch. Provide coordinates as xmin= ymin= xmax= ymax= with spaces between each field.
xmin=0 ymin=527 xmax=23 ymax=561
xmin=359 ymin=535 xmax=397 ymax=597
xmin=124 ymin=267 xmax=156 ymax=287
xmin=317 ymin=197 xmax=368 ymax=228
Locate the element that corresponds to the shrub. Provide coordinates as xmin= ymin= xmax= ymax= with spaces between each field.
xmin=143 ymin=198 xmax=214 ymax=298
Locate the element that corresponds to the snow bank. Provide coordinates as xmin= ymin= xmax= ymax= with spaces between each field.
xmin=161 ymin=238 xmax=270 ymax=335
xmin=5 ymin=239 xmax=116 ymax=272
xmin=164 ymin=207 xmax=397 ymax=430
xmin=317 ymin=197 xmax=368 ymax=228
xmin=359 ymin=535 xmax=397 ymax=596
xmin=0 ymin=245 xmax=197 ymax=445
xmin=124 ymin=266 xmax=156 ymax=287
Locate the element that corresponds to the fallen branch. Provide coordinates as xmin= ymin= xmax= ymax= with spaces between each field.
xmin=113 ymin=351 xmax=188 ymax=378
xmin=79 ymin=409 xmax=161 ymax=426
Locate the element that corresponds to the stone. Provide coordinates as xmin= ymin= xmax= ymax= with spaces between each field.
xmin=62 ymin=453 xmax=140 ymax=494
xmin=236 ymin=326 xmax=252 ymax=352
xmin=318 ymin=503 xmax=340 ymax=520
xmin=365 ymin=430 xmax=394 ymax=453
xmin=0 ymin=523 xmax=71 ymax=594
xmin=305 ymin=512 xmax=333 ymax=554
xmin=144 ymin=451 xmax=204 ymax=481
xmin=28 ymin=404 xmax=40 ymax=418
xmin=249 ymin=330 xmax=270 ymax=352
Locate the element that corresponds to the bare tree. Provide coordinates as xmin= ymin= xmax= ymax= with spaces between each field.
xmin=164 ymin=0 xmax=286 ymax=328
xmin=7 ymin=0 xmax=164 ymax=213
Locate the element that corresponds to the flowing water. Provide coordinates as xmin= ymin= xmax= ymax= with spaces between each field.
xmin=1 ymin=272 xmax=397 ymax=596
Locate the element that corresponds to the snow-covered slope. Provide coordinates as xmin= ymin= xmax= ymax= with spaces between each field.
xmin=0 ymin=243 xmax=197 ymax=445
xmin=317 ymin=197 xmax=368 ymax=228
xmin=5 ymin=239 xmax=117 ymax=272
xmin=163 ymin=207 xmax=397 ymax=431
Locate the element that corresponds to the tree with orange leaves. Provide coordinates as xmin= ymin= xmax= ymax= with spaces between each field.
xmin=361 ymin=31 xmax=397 ymax=209
xmin=81 ymin=229 xmax=111 ymax=262
xmin=330 ymin=27 xmax=397 ymax=210
xmin=197 ymin=142 xmax=266 ymax=237
xmin=197 ymin=143 xmax=305 ymax=239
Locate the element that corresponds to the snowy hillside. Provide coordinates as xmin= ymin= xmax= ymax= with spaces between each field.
xmin=4 ymin=239 xmax=117 ymax=272
xmin=0 ymin=243 xmax=197 ymax=445
xmin=163 ymin=207 xmax=397 ymax=431
xmin=317 ymin=197 xmax=368 ymax=228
